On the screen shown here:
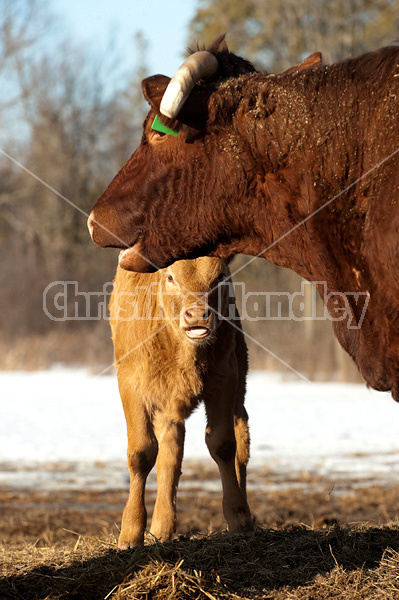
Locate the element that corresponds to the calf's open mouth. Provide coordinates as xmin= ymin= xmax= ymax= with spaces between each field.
xmin=185 ymin=327 xmax=211 ymax=340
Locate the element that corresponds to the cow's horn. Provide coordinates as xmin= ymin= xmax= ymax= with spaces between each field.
xmin=160 ymin=51 xmax=218 ymax=119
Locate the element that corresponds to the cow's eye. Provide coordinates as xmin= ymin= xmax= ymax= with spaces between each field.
xmin=152 ymin=130 xmax=166 ymax=141
xmin=167 ymin=274 xmax=174 ymax=282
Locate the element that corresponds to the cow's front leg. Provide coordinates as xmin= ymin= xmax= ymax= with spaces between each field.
xmin=118 ymin=390 xmax=158 ymax=550
xmin=204 ymin=382 xmax=253 ymax=535
xmin=150 ymin=413 xmax=185 ymax=542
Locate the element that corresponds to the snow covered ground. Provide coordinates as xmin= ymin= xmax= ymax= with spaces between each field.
xmin=1 ymin=369 xmax=399 ymax=490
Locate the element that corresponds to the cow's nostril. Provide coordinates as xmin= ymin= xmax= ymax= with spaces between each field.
xmin=185 ymin=309 xmax=193 ymax=319
xmin=204 ymin=309 xmax=211 ymax=319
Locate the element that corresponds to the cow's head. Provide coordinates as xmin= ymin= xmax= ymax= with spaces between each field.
xmin=88 ymin=35 xmax=322 ymax=272
xmin=159 ymin=256 xmax=231 ymax=345
xmin=88 ymin=36 xmax=260 ymax=272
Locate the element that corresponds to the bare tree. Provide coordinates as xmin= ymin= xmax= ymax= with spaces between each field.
xmin=0 ymin=12 xmax=149 ymax=368
xmin=0 ymin=0 xmax=53 ymax=127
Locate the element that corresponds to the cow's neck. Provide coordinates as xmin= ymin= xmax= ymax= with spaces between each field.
xmin=241 ymin=69 xmax=369 ymax=289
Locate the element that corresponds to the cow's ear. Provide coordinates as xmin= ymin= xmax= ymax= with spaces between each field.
xmin=283 ymin=52 xmax=323 ymax=75
xmin=142 ymin=74 xmax=212 ymax=132
xmin=142 ymin=75 xmax=171 ymax=112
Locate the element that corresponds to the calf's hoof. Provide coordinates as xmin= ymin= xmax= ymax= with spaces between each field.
xmin=149 ymin=525 xmax=174 ymax=544
xmin=225 ymin=503 xmax=254 ymax=537
xmin=229 ymin=527 xmax=256 ymax=538
xmin=118 ymin=531 xmax=144 ymax=550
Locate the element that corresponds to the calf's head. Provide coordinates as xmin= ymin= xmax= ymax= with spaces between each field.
xmin=159 ymin=256 xmax=231 ymax=345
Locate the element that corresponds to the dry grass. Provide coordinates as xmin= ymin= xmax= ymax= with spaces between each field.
xmin=2 ymin=525 xmax=399 ymax=599
xmin=1 ymin=477 xmax=399 ymax=599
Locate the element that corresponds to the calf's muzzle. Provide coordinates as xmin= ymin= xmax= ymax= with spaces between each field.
xmin=182 ymin=305 xmax=214 ymax=343
xmin=184 ymin=306 xmax=212 ymax=326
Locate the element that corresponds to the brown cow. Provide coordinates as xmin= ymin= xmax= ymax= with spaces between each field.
xmin=110 ymin=256 xmax=252 ymax=548
xmin=89 ymin=36 xmax=399 ymax=400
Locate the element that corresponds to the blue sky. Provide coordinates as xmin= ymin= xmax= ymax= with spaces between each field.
xmin=52 ymin=0 xmax=198 ymax=76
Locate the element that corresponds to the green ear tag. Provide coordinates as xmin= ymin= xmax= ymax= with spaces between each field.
xmin=152 ymin=114 xmax=179 ymax=137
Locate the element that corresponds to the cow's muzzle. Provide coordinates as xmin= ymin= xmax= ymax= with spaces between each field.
xmin=87 ymin=210 xmax=129 ymax=248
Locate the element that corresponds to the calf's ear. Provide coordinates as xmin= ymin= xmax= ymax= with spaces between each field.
xmin=142 ymin=74 xmax=212 ymax=132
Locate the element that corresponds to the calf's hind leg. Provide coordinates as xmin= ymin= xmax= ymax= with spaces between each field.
xmin=118 ymin=389 xmax=158 ymax=550
xmin=234 ymin=405 xmax=250 ymax=498
xmin=150 ymin=413 xmax=185 ymax=542
xmin=204 ymin=386 xmax=253 ymax=535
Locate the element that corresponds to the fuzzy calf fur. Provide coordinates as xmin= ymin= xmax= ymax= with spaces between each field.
xmin=110 ymin=257 xmax=252 ymax=549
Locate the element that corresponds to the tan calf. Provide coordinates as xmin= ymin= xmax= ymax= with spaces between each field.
xmin=110 ymin=256 xmax=253 ymax=549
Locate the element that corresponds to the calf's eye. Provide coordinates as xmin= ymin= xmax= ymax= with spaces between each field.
xmin=167 ymin=275 xmax=174 ymax=282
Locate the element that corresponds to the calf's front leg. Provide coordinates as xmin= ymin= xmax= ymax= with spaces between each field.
xmin=150 ymin=414 xmax=185 ymax=542
xmin=118 ymin=390 xmax=158 ymax=550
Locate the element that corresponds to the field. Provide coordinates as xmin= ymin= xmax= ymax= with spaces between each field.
xmin=1 ymin=466 xmax=399 ymax=600
xmin=2 ymin=370 xmax=399 ymax=598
